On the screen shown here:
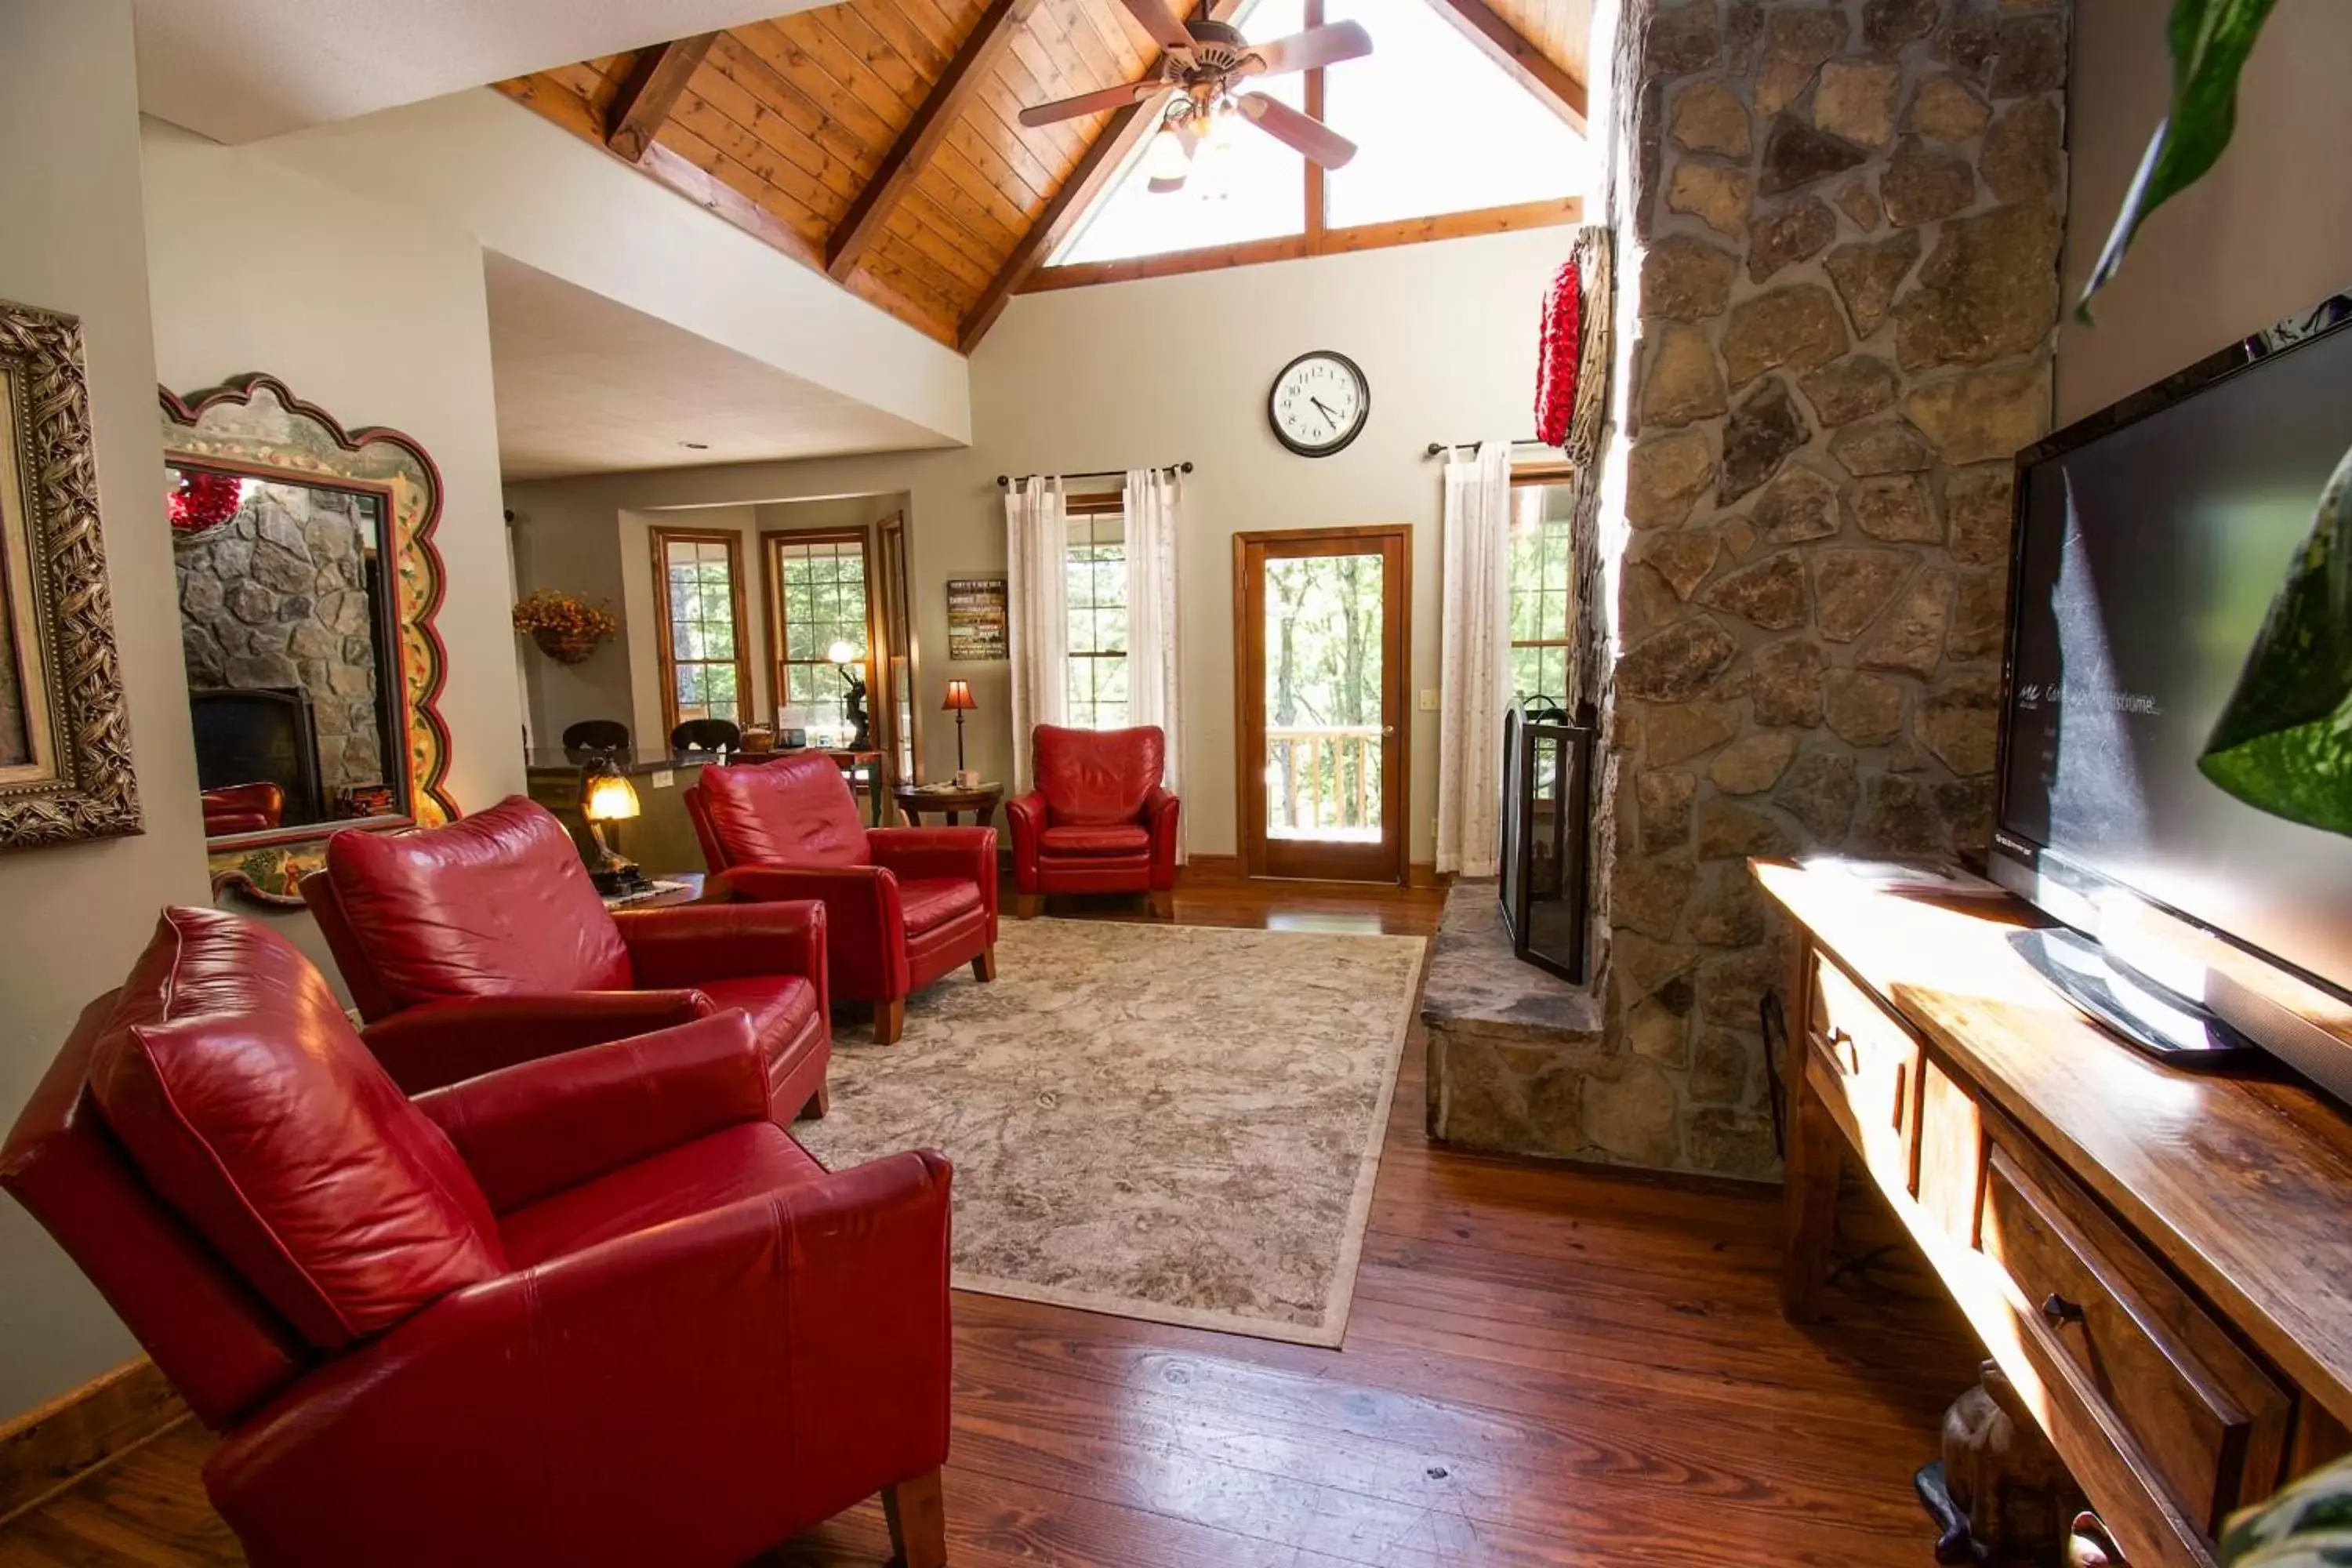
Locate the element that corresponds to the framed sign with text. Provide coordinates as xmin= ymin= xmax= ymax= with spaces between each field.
xmin=946 ymin=576 xmax=1007 ymax=662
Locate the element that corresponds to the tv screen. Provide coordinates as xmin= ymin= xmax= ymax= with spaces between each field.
xmin=1997 ymin=309 xmax=2352 ymax=1015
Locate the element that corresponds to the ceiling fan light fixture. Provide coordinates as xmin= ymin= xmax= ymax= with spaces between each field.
xmin=1143 ymin=125 xmax=1191 ymax=183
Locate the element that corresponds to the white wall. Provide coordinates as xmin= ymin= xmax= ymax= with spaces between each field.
xmin=2057 ymin=2 xmax=2352 ymax=423
xmin=249 ymin=89 xmax=972 ymax=449
xmin=0 ymin=1 xmax=212 ymax=1419
xmin=508 ymin=225 xmax=1573 ymax=862
xmin=143 ymin=118 xmax=528 ymax=818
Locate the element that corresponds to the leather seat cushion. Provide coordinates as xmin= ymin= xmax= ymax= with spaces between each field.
xmin=693 ymin=975 xmax=818 ymax=1054
xmin=897 ymin=876 xmax=985 ymax=934
xmin=1038 ymin=824 xmax=1151 ymax=856
xmin=499 ymin=1121 xmax=829 ymax=1267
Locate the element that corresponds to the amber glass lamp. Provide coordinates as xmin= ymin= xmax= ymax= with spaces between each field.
xmin=579 ymin=757 xmax=648 ymax=896
xmin=942 ymin=680 xmax=978 ymax=785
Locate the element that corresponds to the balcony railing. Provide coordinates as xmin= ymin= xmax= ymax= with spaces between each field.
xmin=1266 ymin=725 xmax=1384 ymax=841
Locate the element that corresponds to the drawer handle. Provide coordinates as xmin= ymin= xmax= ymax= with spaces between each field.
xmin=2041 ymin=1292 xmax=2085 ymax=1329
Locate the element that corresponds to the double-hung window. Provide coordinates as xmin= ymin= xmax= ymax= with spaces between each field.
xmin=766 ymin=530 xmax=873 ymax=744
xmin=1508 ymin=483 xmax=1576 ymax=704
xmin=652 ymin=528 xmax=750 ymax=731
xmin=1064 ymin=499 xmax=1129 ymax=730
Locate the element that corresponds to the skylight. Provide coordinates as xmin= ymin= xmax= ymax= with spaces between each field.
xmin=1323 ymin=0 xmax=1588 ymax=227
xmin=1048 ymin=0 xmax=1584 ymax=270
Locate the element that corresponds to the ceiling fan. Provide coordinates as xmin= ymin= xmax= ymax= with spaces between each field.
xmin=1016 ymin=0 xmax=1374 ymax=194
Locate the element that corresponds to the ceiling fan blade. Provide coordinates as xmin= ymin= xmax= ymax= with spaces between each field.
xmin=1239 ymin=92 xmax=1359 ymax=169
xmin=1240 ymin=20 xmax=1373 ymax=78
xmin=1019 ymin=81 xmax=1156 ymax=127
xmin=1117 ymin=0 xmax=1198 ymax=53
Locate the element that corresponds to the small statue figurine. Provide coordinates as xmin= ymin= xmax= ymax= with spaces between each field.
xmin=1917 ymin=1361 xmax=2085 ymax=1565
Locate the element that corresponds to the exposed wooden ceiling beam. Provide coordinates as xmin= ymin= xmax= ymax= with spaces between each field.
xmin=1425 ymin=0 xmax=1588 ymax=132
xmin=959 ymin=0 xmax=1243 ymax=353
xmin=604 ymin=34 xmax=719 ymax=163
xmin=828 ymin=0 xmax=1037 ymax=281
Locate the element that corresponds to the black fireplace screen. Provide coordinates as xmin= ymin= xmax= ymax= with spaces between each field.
xmin=1500 ymin=696 xmax=1597 ymax=983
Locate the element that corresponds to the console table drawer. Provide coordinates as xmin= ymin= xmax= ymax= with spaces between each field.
xmin=1807 ymin=957 xmax=1922 ymax=1193
xmin=1979 ymin=1119 xmax=2291 ymax=1534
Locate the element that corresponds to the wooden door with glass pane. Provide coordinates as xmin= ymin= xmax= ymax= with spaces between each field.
xmin=1236 ymin=526 xmax=1410 ymax=884
xmin=763 ymin=529 xmax=877 ymax=753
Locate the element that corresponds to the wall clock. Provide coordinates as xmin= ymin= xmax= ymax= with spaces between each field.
xmin=1269 ymin=350 xmax=1370 ymax=458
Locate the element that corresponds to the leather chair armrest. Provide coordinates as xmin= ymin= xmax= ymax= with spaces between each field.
xmin=359 ymin=992 xmax=715 ymax=1096
xmin=415 ymin=1011 xmax=770 ymax=1214
xmin=615 ymin=898 xmax=829 ymax=1011
xmin=869 ymin=828 xmax=999 ymax=925
xmin=709 ymin=863 xmax=907 ymax=1000
xmin=205 ymin=1150 xmax=956 ymax=1567
xmin=1004 ymin=793 xmax=1047 ymax=890
xmin=1143 ymin=786 xmax=1181 ymax=892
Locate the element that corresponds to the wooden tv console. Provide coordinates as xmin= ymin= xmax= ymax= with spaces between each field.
xmin=1758 ymin=862 xmax=2352 ymax=1568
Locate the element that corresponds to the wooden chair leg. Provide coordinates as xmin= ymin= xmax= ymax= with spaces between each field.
xmin=1148 ymin=889 xmax=1174 ymax=919
xmin=874 ymin=996 xmax=906 ymax=1046
xmin=971 ymin=945 xmax=996 ymax=982
xmin=796 ymin=1080 xmax=829 ymax=1120
xmin=1014 ymin=894 xmax=1040 ymax=920
xmin=883 ymin=1468 xmax=946 ymax=1568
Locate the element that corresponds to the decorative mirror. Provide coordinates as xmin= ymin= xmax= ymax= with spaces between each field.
xmin=161 ymin=375 xmax=456 ymax=904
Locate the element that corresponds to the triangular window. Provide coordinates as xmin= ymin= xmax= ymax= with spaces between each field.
xmin=1051 ymin=0 xmax=1584 ymax=272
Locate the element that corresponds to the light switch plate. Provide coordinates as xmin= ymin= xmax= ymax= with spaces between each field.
xmin=1418 ymin=689 xmax=1440 ymax=711
xmin=651 ymin=769 xmax=675 ymax=789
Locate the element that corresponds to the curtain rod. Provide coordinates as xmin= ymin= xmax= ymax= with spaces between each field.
xmin=1425 ymin=438 xmax=1549 ymax=459
xmin=996 ymin=461 xmax=1192 ymax=488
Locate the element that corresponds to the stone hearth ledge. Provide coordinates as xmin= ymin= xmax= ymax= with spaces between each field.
xmin=1422 ymin=881 xmax=1662 ymax=1163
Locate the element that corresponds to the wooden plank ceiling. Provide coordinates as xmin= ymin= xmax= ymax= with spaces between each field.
xmin=496 ymin=0 xmax=1590 ymax=354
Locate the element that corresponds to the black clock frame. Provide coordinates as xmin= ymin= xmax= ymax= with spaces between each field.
xmin=1268 ymin=350 xmax=1370 ymax=458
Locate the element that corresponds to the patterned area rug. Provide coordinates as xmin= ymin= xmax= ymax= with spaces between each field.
xmin=792 ymin=917 xmax=1426 ymax=1347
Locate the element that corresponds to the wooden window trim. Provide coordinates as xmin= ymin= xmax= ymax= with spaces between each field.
xmin=650 ymin=525 xmax=753 ymax=736
xmin=760 ymin=526 xmax=878 ymax=736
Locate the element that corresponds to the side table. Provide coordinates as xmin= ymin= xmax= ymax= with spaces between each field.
xmin=892 ymin=782 xmax=1003 ymax=830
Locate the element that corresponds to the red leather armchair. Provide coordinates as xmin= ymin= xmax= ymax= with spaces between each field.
xmin=0 ymin=907 xmax=952 ymax=1568
xmin=1007 ymin=724 xmax=1179 ymax=918
xmin=301 ymin=796 xmax=829 ymax=1118
xmin=686 ymin=755 xmax=995 ymax=1047
xmin=201 ymin=781 xmax=285 ymax=836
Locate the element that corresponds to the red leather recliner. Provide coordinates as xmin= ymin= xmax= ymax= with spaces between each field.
xmin=301 ymin=796 xmax=829 ymax=1117
xmin=0 ymin=906 xmax=952 ymax=1568
xmin=200 ymin=781 xmax=285 ymax=836
xmin=685 ymin=755 xmax=995 ymax=1047
xmin=1007 ymin=724 xmax=1180 ymax=918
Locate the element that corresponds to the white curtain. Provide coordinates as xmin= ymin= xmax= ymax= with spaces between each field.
xmin=1434 ymin=441 xmax=1514 ymax=878
xmin=1004 ymin=475 xmax=1067 ymax=797
xmin=1123 ymin=466 xmax=1185 ymax=863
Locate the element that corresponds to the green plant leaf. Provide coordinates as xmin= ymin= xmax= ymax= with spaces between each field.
xmin=2076 ymin=0 xmax=2279 ymax=324
xmin=2198 ymin=444 xmax=2352 ymax=836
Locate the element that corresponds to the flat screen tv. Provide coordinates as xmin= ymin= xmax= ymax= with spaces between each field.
xmin=1991 ymin=292 xmax=2352 ymax=1102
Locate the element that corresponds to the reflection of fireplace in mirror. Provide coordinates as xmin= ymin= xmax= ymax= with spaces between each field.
xmin=170 ymin=464 xmax=405 ymax=835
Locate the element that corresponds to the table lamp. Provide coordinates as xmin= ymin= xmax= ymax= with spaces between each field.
xmin=942 ymin=679 xmax=978 ymax=787
xmin=827 ymin=638 xmax=872 ymax=751
xmin=579 ymin=755 xmax=648 ymax=897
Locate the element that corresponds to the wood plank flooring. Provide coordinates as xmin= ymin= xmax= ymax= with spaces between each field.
xmin=0 ymin=878 xmax=1977 ymax=1566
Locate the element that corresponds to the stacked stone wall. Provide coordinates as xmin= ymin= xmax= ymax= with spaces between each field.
xmin=1599 ymin=0 xmax=2069 ymax=1177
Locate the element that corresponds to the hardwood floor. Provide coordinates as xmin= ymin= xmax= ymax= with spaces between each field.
xmin=0 ymin=878 xmax=1977 ymax=1566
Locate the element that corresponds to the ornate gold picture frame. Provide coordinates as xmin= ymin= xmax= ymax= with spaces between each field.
xmin=0 ymin=298 xmax=142 ymax=849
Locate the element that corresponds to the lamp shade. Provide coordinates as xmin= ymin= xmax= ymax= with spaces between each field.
xmin=582 ymin=770 xmax=641 ymax=822
xmin=942 ymin=679 xmax=978 ymax=713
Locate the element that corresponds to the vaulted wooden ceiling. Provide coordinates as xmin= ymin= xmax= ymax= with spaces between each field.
xmin=495 ymin=0 xmax=1589 ymax=354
